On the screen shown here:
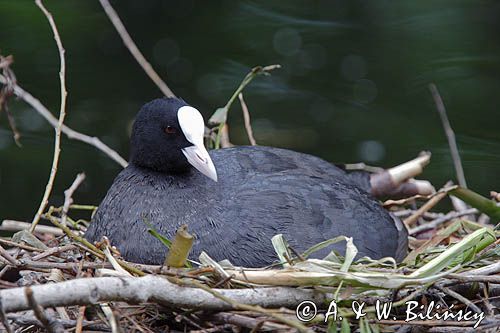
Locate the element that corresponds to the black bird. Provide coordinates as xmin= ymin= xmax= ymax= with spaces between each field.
xmin=85 ymin=98 xmax=408 ymax=267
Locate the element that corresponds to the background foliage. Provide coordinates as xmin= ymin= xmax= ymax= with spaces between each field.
xmin=1 ymin=0 xmax=500 ymax=219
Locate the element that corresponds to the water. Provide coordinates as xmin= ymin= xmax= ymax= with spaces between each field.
xmin=1 ymin=0 xmax=499 ymax=221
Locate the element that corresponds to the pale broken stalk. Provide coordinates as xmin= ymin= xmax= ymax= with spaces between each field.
xmin=165 ymin=225 xmax=194 ymax=267
xmin=370 ymin=152 xmax=434 ymax=197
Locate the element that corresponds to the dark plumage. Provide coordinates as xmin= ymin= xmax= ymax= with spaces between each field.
xmin=85 ymin=98 xmax=408 ymax=267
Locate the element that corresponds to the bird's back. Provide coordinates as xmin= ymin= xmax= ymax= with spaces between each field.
xmin=86 ymin=146 xmax=407 ymax=267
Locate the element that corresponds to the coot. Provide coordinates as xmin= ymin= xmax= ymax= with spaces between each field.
xmin=85 ymin=98 xmax=408 ymax=267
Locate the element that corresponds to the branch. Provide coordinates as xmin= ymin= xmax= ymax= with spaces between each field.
xmin=409 ymin=207 xmax=479 ymax=235
xmin=238 ymin=93 xmax=257 ymax=146
xmin=60 ymin=173 xmax=86 ymax=227
xmin=31 ymin=0 xmax=68 ymax=232
xmin=0 ymin=244 xmax=20 ymax=266
xmin=0 ymin=297 xmax=13 ymax=333
xmin=25 ymin=287 xmax=64 ymax=333
xmin=429 ymin=84 xmax=467 ymax=188
xmin=0 ymin=74 xmax=127 ymax=167
xmin=7 ymin=314 xmax=107 ymax=331
xmin=98 ymin=0 xmax=175 ymax=97
xmin=403 ymin=181 xmax=454 ymax=227
xmin=0 ymin=55 xmax=21 ymax=146
xmin=0 ymin=220 xmax=64 ymax=236
xmin=0 ymin=275 xmax=330 ymax=313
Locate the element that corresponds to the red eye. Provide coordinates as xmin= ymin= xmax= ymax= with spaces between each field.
xmin=165 ymin=126 xmax=177 ymax=134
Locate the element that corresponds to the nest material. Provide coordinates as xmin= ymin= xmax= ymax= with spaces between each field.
xmin=0 ymin=192 xmax=499 ymax=333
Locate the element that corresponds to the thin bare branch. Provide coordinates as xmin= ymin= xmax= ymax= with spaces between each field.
xmin=403 ymin=181 xmax=454 ymax=227
xmin=0 ymin=74 xmax=128 ymax=167
xmin=31 ymin=0 xmax=68 ymax=232
xmin=434 ymin=284 xmax=483 ymax=314
xmin=0 ymin=244 xmax=19 ymax=266
xmin=0 ymin=297 xmax=13 ymax=333
xmin=408 ymin=206 xmax=489 ymax=235
xmin=0 ymin=220 xmax=64 ymax=236
xmin=0 ymin=54 xmax=21 ymax=146
xmin=429 ymin=84 xmax=467 ymax=188
xmin=25 ymin=287 xmax=64 ymax=333
xmin=238 ymin=93 xmax=257 ymax=146
xmin=98 ymin=0 xmax=175 ymax=97
xmin=60 ymin=173 xmax=86 ymax=227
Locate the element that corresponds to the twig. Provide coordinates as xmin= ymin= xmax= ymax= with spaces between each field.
xmin=434 ymin=284 xmax=483 ymax=314
xmin=18 ymin=260 xmax=109 ymax=271
xmin=101 ymin=303 xmax=119 ymax=333
xmin=429 ymin=83 xmax=469 ymax=215
xmin=31 ymin=244 xmax=76 ymax=261
xmin=0 ymin=74 xmax=127 ymax=167
xmin=466 ymin=261 xmax=500 ymax=276
xmin=98 ymin=0 xmax=175 ymax=97
xmin=8 ymin=314 xmax=108 ymax=331
xmin=44 ymin=212 xmax=145 ymax=276
xmin=0 ymin=54 xmax=21 ymax=146
xmin=103 ymin=245 xmax=131 ymax=276
xmin=0 ymin=220 xmax=64 ymax=236
xmin=25 ymin=287 xmax=64 ymax=333
xmin=75 ymin=306 xmax=86 ymax=333
xmin=404 ymin=181 xmax=454 ymax=227
xmin=0 ymin=244 xmax=19 ymax=266
xmin=219 ymin=123 xmax=233 ymax=148
xmin=31 ymin=0 xmax=68 ymax=233
xmin=61 ymin=173 xmax=86 ymax=227
xmin=0 ymin=297 xmax=14 ymax=333
xmin=445 ymin=274 xmax=500 ymax=284
xmin=211 ymin=312 xmax=287 ymax=331
xmin=375 ymin=319 xmax=483 ymax=327
xmin=238 ymin=93 xmax=257 ymax=146
xmin=409 ymin=207 xmax=479 ymax=235
xmin=0 ymin=236 xmax=44 ymax=252
xmin=178 ymin=279 xmax=312 ymax=333
xmin=210 ymin=64 xmax=280 ymax=148
xmin=429 ymin=84 xmax=467 ymax=188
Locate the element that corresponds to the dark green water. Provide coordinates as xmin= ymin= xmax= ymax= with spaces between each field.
xmin=1 ymin=0 xmax=499 ymax=221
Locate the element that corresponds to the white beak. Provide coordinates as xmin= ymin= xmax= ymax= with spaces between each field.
xmin=178 ymin=105 xmax=218 ymax=182
xmin=182 ymin=144 xmax=218 ymax=182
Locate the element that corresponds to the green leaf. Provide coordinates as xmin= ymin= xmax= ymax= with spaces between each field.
xmin=143 ymin=220 xmax=172 ymax=248
xmin=300 ymin=235 xmax=358 ymax=272
xmin=340 ymin=318 xmax=351 ymax=333
xmin=409 ymin=227 xmax=496 ymax=278
xmin=302 ymin=236 xmax=352 ymax=259
xmin=359 ymin=318 xmax=372 ymax=333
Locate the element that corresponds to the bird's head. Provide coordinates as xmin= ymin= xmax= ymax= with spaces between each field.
xmin=130 ymin=98 xmax=218 ymax=181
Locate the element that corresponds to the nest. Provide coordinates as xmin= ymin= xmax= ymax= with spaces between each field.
xmin=0 ymin=185 xmax=499 ymax=333
xmin=0 ymin=2 xmax=498 ymax=332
